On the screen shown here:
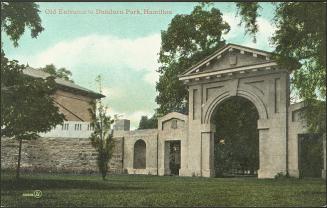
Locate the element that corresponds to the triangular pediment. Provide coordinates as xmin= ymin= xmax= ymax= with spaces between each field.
xmin=180 ymin=44 xmax=273 ymax=77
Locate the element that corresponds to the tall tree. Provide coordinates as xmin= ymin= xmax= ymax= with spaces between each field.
xmin=1 ymin=2 xmax=44 ymax=47
xmin=236 ymin=2 xmax=326 ymax=133
xmin=156 ymin=4 xmax=230 ymax=115
xmin=89 ymin=75 xmax=115 ymax=180
xmin=1 ymin=2 xmax=65 ymax=179
xmin=1 ymin=54 xmax=65 ymax=179
xmin=138 ymin=115 xmax=157 ymax=129
xmin=40 ymin=64 xmax=74 ymax=82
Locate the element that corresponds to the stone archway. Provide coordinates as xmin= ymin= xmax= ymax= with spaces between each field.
xmin=179 ymin=43 xmax=290 ymax=178
xmin=133 ymin=139 xmax=146 ymax=169
xmin=204 ymin=89 xmax=268 ymax=178
xmin=210 ymin=96 xmax=260 ymax=177
xmin=203 ymin=88 xmax=268 ymax=123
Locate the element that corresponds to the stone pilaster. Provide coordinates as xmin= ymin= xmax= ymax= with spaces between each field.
xmin=201 ymin=131 xmax=215 ymax=177
xmin=322 ymin=133 xmax=326 ymax=180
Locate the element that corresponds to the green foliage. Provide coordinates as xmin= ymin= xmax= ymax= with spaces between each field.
xmin=1 ymin=54 xmax=65 ymax=139
xmin=1 ymin=53 xmax=65 ymax=179
xmin=272 ymin=3 xmax=326 ymax=133
xmin=213 ymin=97 xmax=259 ymax=176
xmin=40 ymin=64 xmax=74 ymax=82
xmin=301 ymin=100 xmax=326 ymax=134
xmin=89 ymin=76 xmax=114 ymax=180
xmin=236 ymin=2 xmax=261 ymax=42
xmin=1 ymin=2 xmax=44 ymax=47
xmin=156 ymin=4 xmax=230 ymax=115
xmin=1 ymin=1 xmax=65 ymax=179
xmin=138 ymin=115 xmax=158 ymax=129
xmin=272 ymin=3 xmax=326 ymax=75
xmin=236 ymin=2 xmax=326 ymax=133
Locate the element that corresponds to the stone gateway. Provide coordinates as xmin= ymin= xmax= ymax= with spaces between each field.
xmin=1 ymin=44 xmax=326 ymax=179
xmin=112 ymin=44 xmax=324 ymax=178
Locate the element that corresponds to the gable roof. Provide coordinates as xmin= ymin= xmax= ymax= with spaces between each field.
xmin=180 ymin=43 xmax=273 ymax=77
xmin=157 ymin=112 xmax=188 ymax=130
xmin=23 ymin=67 xmax=105 ymax=99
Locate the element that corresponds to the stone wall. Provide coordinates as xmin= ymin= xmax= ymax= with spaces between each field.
xmin=287 ymin=102 xmax=308 ymax=177
xmin=1 ymin=137 xmax=123 ymax=174
xmin=114 ymin=129 xmax=159 ymax=175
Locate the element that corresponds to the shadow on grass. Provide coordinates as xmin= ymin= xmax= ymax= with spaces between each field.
xmin=1 ymin=177 xmax=145 ymax=191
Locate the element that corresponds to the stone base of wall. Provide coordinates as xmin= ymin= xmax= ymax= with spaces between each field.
xmin=126 ymin=168 xmax=157 ymax=175
xmin=1 ymin=137 xmax=123 ymax=174
xmin=288 ymin=169 xmax=300 ymax=178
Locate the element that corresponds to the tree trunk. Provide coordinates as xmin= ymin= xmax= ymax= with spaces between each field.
xmin=102 ymin=167 xmax=107 ymax=180
xmin=16 ymin=138 xmax=23 ymax=179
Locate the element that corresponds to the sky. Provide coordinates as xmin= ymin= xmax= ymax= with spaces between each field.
xmin=2 ymin=2 xmax=277 ymax=129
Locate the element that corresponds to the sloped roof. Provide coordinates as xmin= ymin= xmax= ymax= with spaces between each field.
xmin=23 ymin=67 xmax=105 ymax=99
xmin=180 ymin=43 xmax=273 ymax=77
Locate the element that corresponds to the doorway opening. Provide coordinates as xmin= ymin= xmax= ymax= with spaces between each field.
xmin=212 ymin=96 xmax=259 ymax=177
xmin=133 ymin=139 xmax=146 ymax=169
xmin=299 ymin=133 xmax=323 ymax=178
xmin=167 ymin=140 xmax=181 ymax=175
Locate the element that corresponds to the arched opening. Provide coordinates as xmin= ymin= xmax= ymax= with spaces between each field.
xmin=133 ymin=140 xmax=146 ymax=169
xmin=211 ymin=96 xmax=259 ymax=177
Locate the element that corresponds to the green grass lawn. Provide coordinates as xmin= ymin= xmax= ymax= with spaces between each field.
xmin=1 ymin=172 xmax=326 ymax=207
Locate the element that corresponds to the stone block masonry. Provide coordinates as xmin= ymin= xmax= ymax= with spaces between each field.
xmin=1 ymin=137 xmax=124 ymax=174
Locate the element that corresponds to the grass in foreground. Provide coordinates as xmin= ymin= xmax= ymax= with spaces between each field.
xmin=1 ymin=172 xmax=326 ymax=207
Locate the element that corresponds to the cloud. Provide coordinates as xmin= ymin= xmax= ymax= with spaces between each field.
xmin=16 ymin=33 xmax=161 ymax=85
xmin=242 ymin=17 xmax=276 ymax=50
xmin=143 ymin=70 xmax=159 ymax=85
xmin=102 ymin=86 xmax=124 ymax=100
xmin=222 ymin=12 xmax=242 ymax=40
xmin=223 ymin=13 xmax=276 ymax=51
xmin=10 ymin=33 xmax=160 ymax=125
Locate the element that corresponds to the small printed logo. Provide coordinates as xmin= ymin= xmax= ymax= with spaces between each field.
xmin=33 ymin=190 xmax=42 ymax=199
xmin=22 ymin=190 xmax=42 ymax=199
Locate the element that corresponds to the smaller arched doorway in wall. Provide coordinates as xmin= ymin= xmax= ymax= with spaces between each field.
xmin=211 ymin=96 xmax=259 ymax=177
xmin=133 ymin=140 xmax=146 ymax=169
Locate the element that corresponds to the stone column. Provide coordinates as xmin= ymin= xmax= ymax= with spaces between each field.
xmin=257 ymin=119 xmax=273 ymax=178
xmin=201 ymin=131 xmax=215 ymax=177
xmin=322 ymin=133 xmax=326 ymax=180
xmin=256 ymin=73 xmax=288 ymax=179
xmin=179 ymin=139 xmax=188 ymax=176
xmin=163 ymin=141 xmax=171 ymax=175
xmin=158 ymin=140 xmax=171 ymax=176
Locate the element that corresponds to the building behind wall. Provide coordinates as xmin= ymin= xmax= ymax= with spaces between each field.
xmin=1 ymin=67 xmax=106 ymax=173
xmin=22 ymin=67 xmax=105 ymax=138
